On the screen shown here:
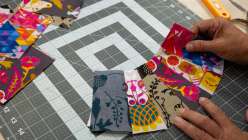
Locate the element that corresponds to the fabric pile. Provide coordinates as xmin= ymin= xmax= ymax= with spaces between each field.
xmin=0 ymin=0 xmax=84 ymax=104
xmin=87 ymin=23 xmax=224 ymax=134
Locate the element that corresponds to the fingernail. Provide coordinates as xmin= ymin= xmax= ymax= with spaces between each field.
xmin=199 ymin=97 xmax=206 ymax=103
xmin=186 ymin=43 xmax=193 ymax=50
xmin=174 ymin=116 xmax=183 ymax=124
xmin=179 ymin=108 xmax=185 ymax=114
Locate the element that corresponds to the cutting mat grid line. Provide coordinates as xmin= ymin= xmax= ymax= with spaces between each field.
xmin=0 ymin=0 xmax=247 ymax=140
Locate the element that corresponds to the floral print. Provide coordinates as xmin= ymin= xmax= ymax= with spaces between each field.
xmin=0 ymin=48 xmax=54 ymax=104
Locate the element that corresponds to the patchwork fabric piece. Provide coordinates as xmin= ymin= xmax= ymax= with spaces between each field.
xmin=161 ymin=23 xmax=224 ymax=76
xmin=90 ymin=71 xmax=131 ymax=132
xmin=49 ymin=16 xmax=74 ymax=29
xmin=0 ymin=22 xmax=19 ymax=54
xmin=0 ymin=5 xmax=13 ymax=26
xmin=21 ymin=0 xmax=83 ymax=28
xmin=0 ymin=8 xmax=51 ymax=59
xmin=0 ymin=47 xmax=54 ymax=104
xmin=137 ymin=56 xmax=211 ymax=111
xmin=9 ymin=8 xmax=51 ymax=39
xmin=0 ymin=22 xmax=28 ymax=59
xmin=22 ymin=0 xmax=83 ymax=19
xmin=137 ymin=63 xmax=187 ymax=128
xmin=139 ymin=56 xmax=210 ymax=103
xmin=158 ymin=50 xmax=222 ymax=94
xmin=124 ymin=70 xmax=148 ymax=106
xmin=160 ymin=23 xmax=223 ymax=94
xmin=143 ymin=75 xmax=187 ymax=128
xmin=124 ymin=70 xmax=167 ymax=134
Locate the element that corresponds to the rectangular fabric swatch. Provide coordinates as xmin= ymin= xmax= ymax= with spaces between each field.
xmin=9 ymin=8 xmax=52 ymax=46
xmin=157 ymin=49 xmax=222 ymax=94
xmin=21 ymin=0 xmax=83 ymax=28
xmin=161 ymin=23 xmax=223 ymax=94
xmin=90 ymin=70 xmax=131 ymax=132
xmin=0 ymin=8 xmax=51 ymax=59
xmin=22 ymin=0 xmax=83 ymax=19
xmin=137 ymin=56 xmax=211 ymax=110
xmin=0 ymin=47 xmax=54 ymax=104
xmin=0 ymin=5 xmax=13 ymax=26
xmin=137 ymin=63 xmax=187 ymax=128
xmin=124 ymin=70 xmax=167 ymax=134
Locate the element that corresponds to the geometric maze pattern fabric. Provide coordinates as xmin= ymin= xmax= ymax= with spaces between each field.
xmin=0 ymin=0 xmax=248 ymax=140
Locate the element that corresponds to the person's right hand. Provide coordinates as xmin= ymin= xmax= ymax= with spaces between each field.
xmin=186 ymin=18 xmax=248 ymax=65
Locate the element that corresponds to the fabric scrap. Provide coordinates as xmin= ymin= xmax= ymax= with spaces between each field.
xmin=124 ymin=70 xmax=167 ymax=134
xmin=157 ymin=49 xmax=222 ymax=94
xmin=21 ymin=0 xmax=83 ymax=28
xmin=0 ymin=8 xmax=52 ymax=59
xmin=137 ymin=56 xmax=211 ymax=110
xmin=22 ymin=0 xmax=83 ymax=19
xmin=161 ymin=23 xmax=224 ymax=76
xmin=0 ymin=22 xmax=28 ymax=59
xmin=0 ymin=5 xmax=13 ymax=26
xmin=137 ymin=63 xmax=187 ymax=127
xmin=143 ymin=74 xmax=187 ymax=128
xmin=0 ymin=47 xmax=54 ymax=104
xmin=90 ymin=70 xmax=131 ymax=132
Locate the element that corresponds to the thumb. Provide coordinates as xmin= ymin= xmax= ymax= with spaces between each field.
xmin=185 ymin=40 xmax=218 ymax=53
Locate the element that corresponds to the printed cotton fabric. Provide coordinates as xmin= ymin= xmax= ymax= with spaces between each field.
xmin=161 ymin=23 xmax=223 ymax=94
xmin=0 ymin=47 xmax=54 ymax=104
xmin=137 ymin=62 xmax=187 ymax=128
xmin=0 ymin=8 xmax=51 ymax=59
xmin=22 ymin=0 xmax=83 ymax=19
xmin=158 ymin=50 xmax=222 ymax=95
xmin=21 ymin=0 xmax=83 ymax=28
xmin=0 ymin=5 xmax=13 ymax=26
xmin=124 ymin=70 xmax=167 ymax=134
xmin=137 ymin=56 xmax=211 ymax=110
xmin=90 ymin=71 xmax=131 ymax=132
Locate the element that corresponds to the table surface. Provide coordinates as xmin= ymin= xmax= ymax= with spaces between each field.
xmin=0 ymin=0 xmax=248 ymax=140
xmin=179 ymin=0 xmax=248 ymax=32
xmin=180 ymin=0 xmax=248 ymax=19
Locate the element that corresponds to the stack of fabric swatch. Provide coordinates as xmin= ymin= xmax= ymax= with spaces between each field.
xmin=87 ymin=23 xmax=224 ymax=134
xmin=0 ymin=0 xmax=84 ymax=104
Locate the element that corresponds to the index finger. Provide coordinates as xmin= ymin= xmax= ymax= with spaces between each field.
xmin=191 ymin=19 xmax=213 ymax=34
xmin=174 ymin=116 xmax=214 ymax=140
xmin=199 ymin=97 xmax=232 ymax=127
xmin=191 ymin=18 xmax=223 ymax=36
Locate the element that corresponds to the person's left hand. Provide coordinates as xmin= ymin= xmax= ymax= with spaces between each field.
xmin=174 ymin=97 xmax=248 ymax=140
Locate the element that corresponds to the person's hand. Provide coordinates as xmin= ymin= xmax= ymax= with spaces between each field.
xmin=174 ymin=97 xmax=248 ymax=140
xmin=186 ymin=18 xmax=248 ymax=65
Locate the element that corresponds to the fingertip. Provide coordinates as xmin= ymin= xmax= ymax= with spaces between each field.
xmin=179 ymin=108 xmax=185 ymax=114
xmin=185 ymin=43 xmax=194 ymax=51
xmin=199 ymin=97 xmax=208 ymax=104
xmin=174 ymin=116 xmax=183 ymax=125
xmin=191 ymin=25 xmax=198 ymax=35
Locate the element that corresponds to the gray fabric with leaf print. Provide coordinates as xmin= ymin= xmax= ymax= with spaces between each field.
xmin=90 ymin=70 xmax=131 ymax=132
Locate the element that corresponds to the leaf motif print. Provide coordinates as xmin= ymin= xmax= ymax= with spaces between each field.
xmin=93 ymin=75 xmax=107 ymax=94
xmin=104 ymin=91 xmax=125 ymax=128
xmin=92 ymin=97 xmax=101 ymax=129
xmin=0 ymin=61 xmax=13 ymax=69
xmin=96 ymin=118 xmax=113 ymax=131
xmin=5 ymin=66 xmax=22 ymax=100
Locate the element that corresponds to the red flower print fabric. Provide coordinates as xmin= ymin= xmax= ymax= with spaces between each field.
xmin=0 ymin=48 xmax=54 ymax=104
